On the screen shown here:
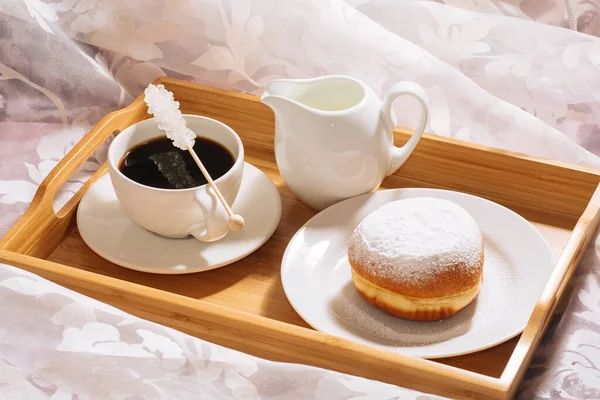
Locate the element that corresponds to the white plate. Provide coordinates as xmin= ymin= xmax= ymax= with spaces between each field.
xmin=281 ymin=188 xmax=555 ymax=359
xmin=77 ymin=163 xmax=282 ymax=274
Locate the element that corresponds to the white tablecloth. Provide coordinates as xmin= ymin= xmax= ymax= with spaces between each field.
xmin=1 ymin=1 xmax=600 ymax=398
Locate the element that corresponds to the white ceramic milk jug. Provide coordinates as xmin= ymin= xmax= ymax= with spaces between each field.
xmin=261 ymin=75 xmax=430 ymax=211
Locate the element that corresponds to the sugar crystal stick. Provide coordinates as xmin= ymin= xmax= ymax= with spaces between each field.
xmin=144 ymin=84 xmax=244 ymax=231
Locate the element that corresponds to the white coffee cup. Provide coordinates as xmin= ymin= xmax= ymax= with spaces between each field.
xmin=107 ymin=115 xmax=244 ymax=242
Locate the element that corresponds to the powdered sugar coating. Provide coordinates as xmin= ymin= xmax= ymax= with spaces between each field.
xmin=349 ymin=197 xmax=483 ymax=287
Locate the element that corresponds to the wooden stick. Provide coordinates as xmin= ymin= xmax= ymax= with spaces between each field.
xmin=186 ymin=144 xmax=244 ymax=231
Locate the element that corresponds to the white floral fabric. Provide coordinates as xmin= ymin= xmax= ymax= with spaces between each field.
xmin=1 ymin=0 xmax=600 ymax=399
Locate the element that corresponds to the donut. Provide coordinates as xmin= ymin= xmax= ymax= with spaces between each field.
xmin=347 ymin=197 xmax=484 ymax=321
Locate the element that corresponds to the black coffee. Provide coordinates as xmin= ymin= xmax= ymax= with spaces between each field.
xmin=118 ymin=137 xmax=235 ymax=189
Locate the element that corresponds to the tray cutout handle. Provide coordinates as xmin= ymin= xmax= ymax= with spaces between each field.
xmin=501 ymin=183 xmax=600 ymax=398
xmin=0 ymin=98 xmax=149 ymax=258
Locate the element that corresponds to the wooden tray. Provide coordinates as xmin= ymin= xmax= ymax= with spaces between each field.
xmin=1 ymin=77 xmax=599 ymax=400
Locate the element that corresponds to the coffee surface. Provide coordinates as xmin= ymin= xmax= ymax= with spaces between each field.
xmin=118 ymin=137 xmax=234 ymax=189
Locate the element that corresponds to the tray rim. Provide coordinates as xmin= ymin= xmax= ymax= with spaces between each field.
xmin=1 ymin=77 xmax=600 ymax=400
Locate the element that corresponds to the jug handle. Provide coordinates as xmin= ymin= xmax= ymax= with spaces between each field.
xmin=380 ymin=82 xmax=430 ymax=176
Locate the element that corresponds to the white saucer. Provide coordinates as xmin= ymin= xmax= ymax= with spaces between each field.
xmin=281 ymin=188 xmax=556 ymax=359
xmin=77 ymin=163 xmax=282 ymax=274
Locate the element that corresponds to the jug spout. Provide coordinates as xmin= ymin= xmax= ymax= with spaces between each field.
xmin=260 ymin=79 xmax=304 ymax=116
xmin=262 ymin=79 xmax=299 ymax=99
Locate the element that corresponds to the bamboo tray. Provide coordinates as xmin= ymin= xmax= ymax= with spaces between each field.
xmin=1 ymin=77 xmax=600 ymax=400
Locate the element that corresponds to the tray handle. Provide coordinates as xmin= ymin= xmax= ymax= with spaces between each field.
xmin=0 ymin=97 xmax=148 ymax=257
xmin=501 ymin=182 xmax=600 ymax=398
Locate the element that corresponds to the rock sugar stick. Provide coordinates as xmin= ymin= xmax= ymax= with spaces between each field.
xmin=143 ymin=84 xmax=244 ymax=231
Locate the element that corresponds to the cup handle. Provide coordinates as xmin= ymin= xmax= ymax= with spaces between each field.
xmin=380 ymin=81 xmax=430 ymax=176
xmin=189 ymin=185 xmax=229 ymax=242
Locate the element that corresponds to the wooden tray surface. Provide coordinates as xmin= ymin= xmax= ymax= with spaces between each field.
xmin=1 ymin=78 xmax=600 ymax=400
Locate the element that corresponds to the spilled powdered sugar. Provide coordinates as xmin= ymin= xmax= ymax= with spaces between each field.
xmin=348 ymin=198 xmax=483 ymax=286
xmin=330 ymin=237 xmax=516 ymax=345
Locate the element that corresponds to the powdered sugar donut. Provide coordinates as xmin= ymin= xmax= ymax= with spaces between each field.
xmin=348 ymin=197 xmax=484 ymax=321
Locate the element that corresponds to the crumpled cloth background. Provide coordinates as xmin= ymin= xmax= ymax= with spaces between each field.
xmin=1 ymin=0 xmax=600 ymax=399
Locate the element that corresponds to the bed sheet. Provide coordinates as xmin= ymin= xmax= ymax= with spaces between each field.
xmin=1 ymin=1 xmax=600 ymax=398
